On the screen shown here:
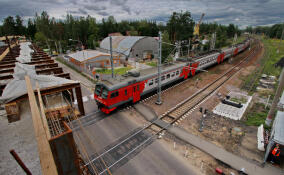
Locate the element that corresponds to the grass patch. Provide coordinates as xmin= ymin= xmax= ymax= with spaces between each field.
xmin=261 ymin=37 xmax=284 ymax=76
xmin=96 ymin=67 xmax=132 ymax=75
xmin=241 ymin=36 xmax=284 ymax=94
xmin=55 ymin=57 xmax=97 ymax=84
xmin=245 ymin=103 xmax=269 ymax=126
xmin=146 ymin=61 xmax=157 ymax=67
xmin=230 ymin=97 xmax=247 ymax=104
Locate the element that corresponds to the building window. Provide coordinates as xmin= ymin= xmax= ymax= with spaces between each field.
xmin=111 ymin=91 xmax=119 ymax=98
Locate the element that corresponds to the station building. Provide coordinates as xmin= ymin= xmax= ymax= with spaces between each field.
xmin=67 ymin=50 xmax=121 ymax=70
xmin=99 ymin=36 xmax=158 ymax=60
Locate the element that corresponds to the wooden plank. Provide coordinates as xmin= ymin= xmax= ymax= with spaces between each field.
xmin=36 ymin=82 xmax=51 ymax=140
xmin=0 ymin=47 xmax=9 ymax=62
xmin=25 ymin=76 xmax=58 ymax=175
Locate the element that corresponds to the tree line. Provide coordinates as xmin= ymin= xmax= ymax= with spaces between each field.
xmin=0 ymin=11 xmax=242 ymax=54
xmin=245 ymin=24 xmax=284 ymax=39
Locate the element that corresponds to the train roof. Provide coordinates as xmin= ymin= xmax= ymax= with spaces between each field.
xmin=97 ymin=39 xmax=250 ymax=91
xmin=97 ymin=61 xmax=187 ymax=91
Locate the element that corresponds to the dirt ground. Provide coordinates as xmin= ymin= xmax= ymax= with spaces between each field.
xmin=0 ymin=100 xmax=42 ymax=175
xmin=141 ymin=43 xmax=266 ymax=173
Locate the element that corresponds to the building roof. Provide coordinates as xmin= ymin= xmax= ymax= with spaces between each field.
xmin=68 ymin=50 xmax=110 ymax=63
xmin=100 ymin=36 xmax=147 ymax=56
xmin=272 ymin=111 xmax=284 ymax=145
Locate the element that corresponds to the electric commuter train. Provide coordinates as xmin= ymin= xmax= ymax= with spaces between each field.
xmin=94 ymin=39 xmax=251 ymax=114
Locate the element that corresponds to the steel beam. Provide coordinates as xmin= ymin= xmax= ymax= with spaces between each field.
xmin=13 ymin=83 xmax=80 ymax=102
xmin=0 ymin=68 xmax=14 ymax=74
xmin=0 ymin=63 xmax=15 ymax=69
xmin=75 ymin=86 xmax=85 ymax=116
xmin=0 ymin=74 xmax=13 ymax=80
xmin=36 ymin=67 xmax=63 ymax=75
xmin=0 ymin=60 xmax=17 ymax=65
xmin=25 ymin=60 xmax=54 ymax=65
xmin=31 ymin=57 xmax=51 ymax=61
xmin=35 ymin=63 xmax=58 ymax=69
xmin=55 ymin=73 xmax=71 ymax=79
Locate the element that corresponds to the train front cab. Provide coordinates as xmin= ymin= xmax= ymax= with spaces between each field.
xmin=94 ymin=82 xmax=144 ymax=114
xmin=94 ymin=84 xmax=116 ymax=114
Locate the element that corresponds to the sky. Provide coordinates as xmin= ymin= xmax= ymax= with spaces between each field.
xmin=0 ymin=0 xmax=283 ymax=28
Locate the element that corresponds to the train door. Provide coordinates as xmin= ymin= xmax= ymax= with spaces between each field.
xmin=133 ymin=84 xmax=141 ymax=103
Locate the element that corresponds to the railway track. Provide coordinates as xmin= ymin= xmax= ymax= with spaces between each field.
xmin=119 ymin=41 xmax=257 ymax=113
xmin=83 ymin=40 xmax=261 ymax=174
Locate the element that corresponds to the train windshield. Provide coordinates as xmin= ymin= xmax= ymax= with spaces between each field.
xmin=95 ymin=85 xmax=108 ymax=99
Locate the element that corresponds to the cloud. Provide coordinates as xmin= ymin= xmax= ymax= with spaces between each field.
xmin=0 ymin=0 xmax=283 ymax=28
xmin=97 ymin=11 xmax=109 ymax=16
xmin=84 ymin=5 xmax=106 ymax=11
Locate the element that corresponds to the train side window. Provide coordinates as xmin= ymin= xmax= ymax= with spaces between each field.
xmin=161 ymin=75 xmax=165 ymax=81
xmin=171 ymin=73 xmax=175 ymax=77
xmin=111 ymin=91 xmax=119 ymax=98
xmin=167 ymin=74 xmax=170 ymax=79
xmin=176 ymin=70 xmax=179 ymax=75
xmin=149 ymin=80 xmax=154 ymax=86
xmin=155 ymin=78 xmax=158 ymax=83
xmin=125 ymin=89 xmax=127 ymax=95
xmin=137 ymin=85 xmax=139 ymax=91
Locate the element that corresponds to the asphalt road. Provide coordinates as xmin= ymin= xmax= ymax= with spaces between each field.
xmin=73 ymin=110 xmax=200 ymax=175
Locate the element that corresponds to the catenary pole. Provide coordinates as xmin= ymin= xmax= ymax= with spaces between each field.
xmin=156 ymin=31 xmax=162 ymax=105
xmin=109 ymin=36 xmax=114 ymax=78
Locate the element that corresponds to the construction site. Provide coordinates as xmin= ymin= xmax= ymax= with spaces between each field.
xmin=0 ymin=3 xmax=284 ymax=175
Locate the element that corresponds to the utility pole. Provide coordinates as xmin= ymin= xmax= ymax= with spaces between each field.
xmin=187 ymin=39 xmax=190 ymax=56
xmin=210 ymin=32 xmax=216 ymax=51
xmin=265 ymin=68 xmax=284 ymax=126
xmin=109 ymin=36 xmax=114 ymax=78
xmin=5 ymin=36 xmax=14 ymax=58
xmin=156 ymin=31 xmax=162 ymax=105
xmin=45 ymin=39 xmax=51 ymax=55
xmin=54 ymin=41 xmax=58 ymax=54
xmin=58 ymin=41 xmax=62 ymax=54
xmin=93 ymin=40 xmax=96 ymax=49
xmin=229 ymin=33 xmax=238 ymax=63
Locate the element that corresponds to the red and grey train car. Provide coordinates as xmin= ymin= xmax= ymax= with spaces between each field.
xmin=94 ymin=40 xmax=250 ymax=114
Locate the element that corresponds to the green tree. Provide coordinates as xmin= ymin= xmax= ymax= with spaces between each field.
xmin=15 ymin=15 xmax=25 ymax=35
xmin=26 ymin=18 xmax=37 ymax=39
xmin=35 ymin=11 xmax=51 ymax=38
xmin=2 ymin=16 xmax=16 ymax=35
xmin=34 ymin=32 xmax=47 ymax=44
xmin=162 ymin=31 xmax=174 ymax=62
xmin=227 ymin=24 xmax=236 ymax=38
xmin=167 ymin=11 xmax=194 ymax=42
